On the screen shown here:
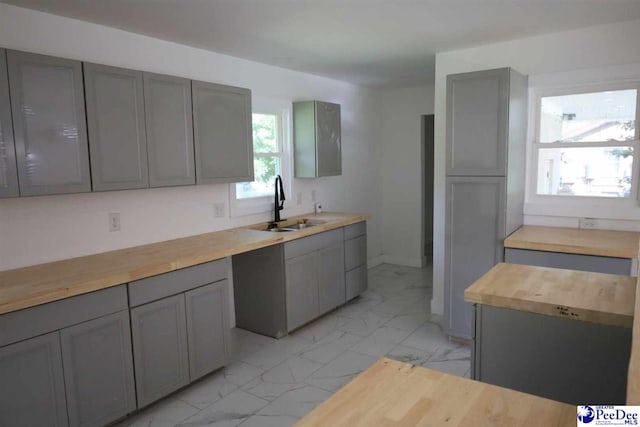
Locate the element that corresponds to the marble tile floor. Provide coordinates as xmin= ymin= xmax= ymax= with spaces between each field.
xmin=115 ymin=262 xmax=470 ymax=427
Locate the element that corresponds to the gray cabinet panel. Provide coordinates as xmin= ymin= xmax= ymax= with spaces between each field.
xmin=284 ymin=227 xmax=343 ymax=259
xmin=131 ymin=294 xmax=189 ymax=407
xmin=192 ymin=81 xmax=252 ymax=184
xmin=293 ymin=101 xmax=342 ymax=177
xmin=7 ymin=50 xmax=91 ymax=196
xmin=446 ymin=68 xmax=509 ymax=176
xmin=345 ymin=235 xmax=366 ymax=271
xmin=61 ymin=310 xmax=136 ymax=427
xmin=143 ymin=72 xmax=195 ymax=188
xmin=344 ymin=221 xmax=366 ymax=240
xmin=285 ymin=252 xmax=318 ymax=332
xmin=84 ymin=63 xmax=148 ymax=191
xmin=0 ymin=332 xmax=68 ymax=427
xmin=185 ymin=281 xmax=229 ymax=381
xmin=0 ymin=49 xmax=19 ymax=198
xmin=315 ymin=101 xmax=341 ymax=177
xmin=128 ymin=258 xmax=227 ymax=307
xmin=0 ymin=285 xmax=128 ymax=348
xmin=317 ymin=242 xmax=345 ymax=314
xmin=504 ymin=248 xmax=632 ymax=275
xmin=445 ymin=177 xmax=505 ymax=339
xmin=346 ymin=265 xmax=367 ymax=301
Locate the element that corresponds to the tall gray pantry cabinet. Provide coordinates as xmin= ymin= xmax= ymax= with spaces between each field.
xmin=444 ymin=68 xmax=527 ymax=339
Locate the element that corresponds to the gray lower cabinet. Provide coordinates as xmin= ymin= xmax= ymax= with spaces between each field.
xmin=344 ymin=222 xmax=368 ymax=301
xmin=60 ymin=310 xmax=136 ymax=427
xmin=0 ymin=332 xmax=68 ymax=427
xmin=285 ymin=252 xmax=319 ymax=331
xmin=0 ymin=48 xmax=19 ymax=198
xmin=192 ymin=81 xmax=253 ymax=184
xmin=185 ymin=281 xmax=229 ymax=381
xmin=130 ymin=294 xmax=190 ymax=408
xmin=7 ymin=50 xmax=91 ymax=196
xmin=293 ymin=100 xmax=342 ymax=177
xmin=84 ymin=63 xmax=148 ymax=191
xmin=317 ymin=242 xmax=346 ymax=313
xmin=143 ymin=72 xmax=195 ymax=188
xmin=504 ymin=248 xmax=632 ymax=275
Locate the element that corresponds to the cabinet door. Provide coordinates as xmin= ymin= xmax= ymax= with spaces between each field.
xmin=192 ymin=81 xmax=253 ymax=184
xmin=7 ymin=50 xmax=91 ymax=196
xmin=61 ymin=311 xmax=136 ymax=427
xmin=445 ymin=177 xmax=505 ymax=339
xmin=285 ymin=252 xmax=318 ymax=332
xmin=315 ymin=101 xmax=341 ymax=177
xmin=185 ymin=281 xmax=229 ymax=381
xmin=345 ymin=235 xmax=367 ymax=271
xmin=317 ymin=241 xmax=346 ymax=314
xmin=84 ymin=63 xmax=148 ymax=191
xmin=130 ymin=294 xmax=189 ymax=407
xmin=0 ymin=332 xmax=68 ymax=427
xmin=346 ymin=265 xmax=368 ymax=301
xmin=143 ymin=72 xmax=195 ymax=187
xmin=446 ymin=68 xmax=509 ymax=176
xmin=0 ymin=49 xmax=19 ymax=198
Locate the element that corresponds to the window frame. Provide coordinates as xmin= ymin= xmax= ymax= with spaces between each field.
xmin=529 ymin=82 xmax=640 ymax=204
xmin=229 ymin=97 xmax=293 ymax=218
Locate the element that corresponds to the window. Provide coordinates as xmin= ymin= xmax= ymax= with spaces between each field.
xmin=533 ymin=87 xmax=639 ymax=198
xmin=229 ymin=98 xmax=291 ymax=217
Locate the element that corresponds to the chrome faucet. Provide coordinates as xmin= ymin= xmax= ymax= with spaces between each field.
xmin=274 ymin=175 xmax=286 ymax=222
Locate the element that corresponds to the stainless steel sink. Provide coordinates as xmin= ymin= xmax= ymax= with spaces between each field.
xmin=267 ymin=228 xmax=295 ymax=233
xmin=267 ymin=222 xmax=318 ymax=232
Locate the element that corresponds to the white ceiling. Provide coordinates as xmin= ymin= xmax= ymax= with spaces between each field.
xmin=4 ymin=0 xmax=640 ymax=87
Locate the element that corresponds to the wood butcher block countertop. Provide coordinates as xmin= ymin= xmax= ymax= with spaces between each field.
xmin=504 ymin=225 xmax=640 ymax=259
xmin=464 ymin=262 xmax=636 ymax=328
xmin=0 ymin=212 xmax=367 ymax=315
xmin=296 ymin=358 xmax=575 ymax=427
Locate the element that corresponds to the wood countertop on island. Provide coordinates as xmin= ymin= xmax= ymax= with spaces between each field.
xmin=464 ymin=262 xmax=636 ymax=328
xmin=296 ymin=358 xmax=575 ymax=427
xmin=0 ymin=212 xmax=368 ymax=315
xmin=504 ymin=225 xmax=640 ymax=259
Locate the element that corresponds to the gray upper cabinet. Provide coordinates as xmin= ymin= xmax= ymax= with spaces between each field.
xmin=446 ymin=68 xmax=509 ymax=176
xmin=294 ymin=100 xmax=342 ymax=177
xmin=0 ymin=332 xmax=69 ymax=427
xmin=0 ymin=49 xmax=19 ymax=198
xmin=60 ymin=310 xmax=136 ymax=427
xmin=143 ymin=72 xmax=195 ymax=187
xmin=192 ymin=81 xmax=253 ymax=184
xmin=130 ymin=293 xmax=190 ymax=408
xmin=185 ymin=281 xmax=229 ymax=381
xmin=7 ymin=50 xmax=91 ymax=196
xmin=84 ymin=63 xmax=149 ymax=191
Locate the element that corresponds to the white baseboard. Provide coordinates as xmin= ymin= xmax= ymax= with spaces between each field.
xmin=367 ymin=255 xmax=385 ymax=269
xmin=369 ymin=254 xmax=425 ymax=268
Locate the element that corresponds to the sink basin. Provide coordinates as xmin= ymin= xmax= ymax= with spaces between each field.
xmin=267 ymin=228 xmax=295 ymax=233
xmin=281 ymin=223 xmax=318 ymax=230
xmin=251 ymin=218 xmax=326 ymax=232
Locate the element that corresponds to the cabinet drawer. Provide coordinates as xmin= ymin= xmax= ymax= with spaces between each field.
xmin=346 ymin=265 xmax=368 ymax=301
xmin=129 ymin=259 xmax=227 ymax=307
xmin=284 ymin=228 xmax=343 ymax=260
xmin=504 ymin=248 xmax=632 ymax=275
xmin=345 ymin=235 xmax=367 ymax=271
xmin=0 ymin=285 xmax=127 ymax=348
xmin=344 ymin=221 xmax=366 ymax=240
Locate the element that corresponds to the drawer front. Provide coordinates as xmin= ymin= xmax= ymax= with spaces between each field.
xmin=284 ymin=228 xmax=343 ymax=260
xmin=346 ymin=265 xmax=367 ymax=301
xmin=344 ymin=221 xmax=366 ymax=240
xmin=0 ymin=285 xmax=127 ymax=348
xmin=504 ymin=248 xmax=632 ymax=275
xmin=129 ymin=259 xmax=227 ymax=307
xmin=345 ymin=235 xmax=367 ymax=271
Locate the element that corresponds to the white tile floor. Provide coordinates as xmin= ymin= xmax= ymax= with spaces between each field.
xmin=115 ymin=263 xmax=471 ymax=427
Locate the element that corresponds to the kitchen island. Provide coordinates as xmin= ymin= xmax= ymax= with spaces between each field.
xmin=296 ymin=357 xmax=575 ymax=427
xmin=465 ymin=262 xmax=636 ymax=405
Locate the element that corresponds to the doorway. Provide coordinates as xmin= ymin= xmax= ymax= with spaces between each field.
xmin=422 ymin=114 xmax=434 ymax=261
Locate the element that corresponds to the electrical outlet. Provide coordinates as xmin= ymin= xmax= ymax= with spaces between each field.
xmin=108 ymin=212 xmax=120 ymax=232
xmin=213 ymin=202 xmax=225 ymax=218
xmin=296 ymin=192 xmax=302 ymax=205
xmin=579 ymin=217 xmax=598 ymax=229
xmin=311 ymin=190 xmax=317 ymax=202
xmin=314 ymin=202 xmax=323 ymax=214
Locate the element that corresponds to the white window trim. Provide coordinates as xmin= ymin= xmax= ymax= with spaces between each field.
xmin=229 ymin=97 xmax=293 ymax=218
xmin=525 ymin=81 xmax=640 ymax=219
